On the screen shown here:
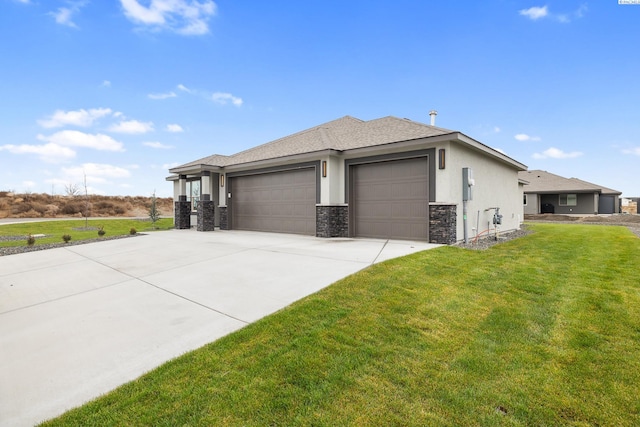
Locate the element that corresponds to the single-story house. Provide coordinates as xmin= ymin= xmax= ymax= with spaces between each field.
xmin=519 ymin=169 xmax=621 ymax=215
xmin=167 ymin=115 xmax=528 ymax=244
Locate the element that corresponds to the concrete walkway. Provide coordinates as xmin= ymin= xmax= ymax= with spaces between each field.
xmin=0 ymin=229 xmax=439 ymax=426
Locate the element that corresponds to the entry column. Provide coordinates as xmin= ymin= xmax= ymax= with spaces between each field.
xmin=197 ymin=172 xmax=215 ymax=231
xmin=175 ymin=174 xmax=191 ymax=229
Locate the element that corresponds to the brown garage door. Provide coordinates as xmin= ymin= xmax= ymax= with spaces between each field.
xmin=230 ymin=168 xmax=316 ymax=235
xmin=352 ymin=157 xmax=429 ymax=240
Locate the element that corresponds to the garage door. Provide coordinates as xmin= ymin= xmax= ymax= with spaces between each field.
xmin=230 ymin=168 xmax=316 ymax=235
xmin=352 ymin=157 xmax=429 ymax=241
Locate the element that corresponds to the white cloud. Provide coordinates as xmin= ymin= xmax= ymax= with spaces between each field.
xmin=49 ymin=1 xmax=87 ymax=28
xmin=622 ymin=147 xmax=640 ymax=156
xmin=109 ymin=119 xmax=154 ymax=134
xmin=177 ymin=83 xmax=192 ymax=93
xmin=515 ymin=133 xmax=541 ymax=142
xmin=148 ymin=91 xmax=177 ymax=100
xmin=120 ymin=0 xmax=217 ymax=35
xmin=102 ymin=80 xmax=111 ymax=87
xmin=520 ymin=4 xmax=587 ymax=23
xmin=161 ymin=162 xmax=180 ymax=169
xmin=0 ymin=143 xmax=76 ymax=162
xmin=38 ymin=108 xmax=113 ymax=128
xmin=212 ymin=92 xmax=243 ymax=106
xmin=166 ymin=123 xmax=183 ymax=132
xmin=177 ymin=84 xmax=243 ymax=106
xmin=38 ymin=130 xmax=125 ymax=151
xmin=143 ymin=141 xmax=174 ymax=149
xmin=494 ymin=126 xmax=501 ymax=133
xmin=533 ymin=147 xmax=583 ymax=159
xmin=22 ymin=180 xmax=36 ymax=189
xmin=61 ymin=163 xmax=132 ymax=185
xmin=575 ymin=4 xmax=588 ymax=19
xmin=519 ymin=6 xmax=548 ymax=20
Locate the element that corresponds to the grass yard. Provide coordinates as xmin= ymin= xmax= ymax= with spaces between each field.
xmin=41 ymin=223 xmax=640 ymax=426
xmin=0 ymin=218 xmax=174 ymax=248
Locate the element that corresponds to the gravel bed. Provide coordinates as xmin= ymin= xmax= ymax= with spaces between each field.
xmin=456 ymin=227 xmax=534 ymax=250
xmin=0 ymin=234 xmax=140 ymax=257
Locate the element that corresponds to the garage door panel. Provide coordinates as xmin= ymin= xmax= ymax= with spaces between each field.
xmin=353 ymin=158 xmax=429 ymax=241
xmin=231 ymin=168 xmax=316 ymax=235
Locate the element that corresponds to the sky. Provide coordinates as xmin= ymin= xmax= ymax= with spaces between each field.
xmin=1 ymin=0 xmax=639 ymax=198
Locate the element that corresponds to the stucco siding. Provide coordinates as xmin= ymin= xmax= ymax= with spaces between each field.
xmin=443 ymin=143 xmax=523 ymax=240
xmin=524 ymin=193 xmax=538 ymax=215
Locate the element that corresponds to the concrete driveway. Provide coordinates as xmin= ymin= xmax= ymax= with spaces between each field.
xmin=0 ymin=229 xmax=439 ymax=426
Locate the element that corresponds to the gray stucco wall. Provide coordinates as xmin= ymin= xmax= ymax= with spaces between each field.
xmin=538 ymin=193 xmax=596 ymax=214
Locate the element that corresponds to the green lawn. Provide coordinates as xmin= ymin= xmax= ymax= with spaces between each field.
xmin=41 ymin=223 xmax=640 ymax=426
xmin=0 ymin=218 xmax=174 ymax=247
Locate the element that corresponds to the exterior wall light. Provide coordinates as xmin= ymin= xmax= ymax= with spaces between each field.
xmin=220 ymin=174 xmax=225 ymax=187
xmin=438 ymin=149 xmax=445 ymax=170
xmin=322 ymin=161 xmax=328 ymax=178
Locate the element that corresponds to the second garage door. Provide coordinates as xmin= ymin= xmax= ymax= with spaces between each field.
xmin=351 ymin=157 xmax=429 ymax=241
xmin=230 ymin=168 xmax=316 ymax=235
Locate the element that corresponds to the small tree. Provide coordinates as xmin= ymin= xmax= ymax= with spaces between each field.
xmin=82 ymin=172 xmax=90 ymax=229
xmin=64 ymin=183 xmax=80 ymax=196
xmin=149 ymin=190 xmax=161 ymax=228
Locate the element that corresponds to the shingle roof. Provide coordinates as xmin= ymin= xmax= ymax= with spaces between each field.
xmin=170 ymin=115 xmax=456 ymax=171
xmin=519 ymin=170 xmax=621 ymax=195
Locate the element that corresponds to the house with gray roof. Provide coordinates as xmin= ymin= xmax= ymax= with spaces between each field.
xmin=167 ymin=115 xmax=527 ymax=244
xmin=519 ymin=169 xmax=621 ymax=215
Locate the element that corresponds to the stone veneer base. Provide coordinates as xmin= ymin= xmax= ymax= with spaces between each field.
xmin=218 ymin=206 xmax=228 ymax=230
xmin=429 ymin=203 xmax=457 ymax=244
xmin=197 ymin=200 xmax=215 ymax=231
xmin=174 ymin=200 xmax=191 ymax=230
xmin=316 ymin=205 xmax=349 ymax=238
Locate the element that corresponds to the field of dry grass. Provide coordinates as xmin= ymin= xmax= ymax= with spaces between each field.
xmin=0 ymin=191 xmax=173 ymax=219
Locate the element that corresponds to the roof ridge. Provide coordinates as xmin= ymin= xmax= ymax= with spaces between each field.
xmin=368 ymin=115 xmax=458 ymax=133
xmin=226 ymin=115 xmax=362 ymax=159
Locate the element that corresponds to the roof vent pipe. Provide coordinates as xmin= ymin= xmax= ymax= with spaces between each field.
xmin=429 ymin=110 xmax=438 ymax=126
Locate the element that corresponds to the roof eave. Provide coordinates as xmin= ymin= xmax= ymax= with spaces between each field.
xmin=456 ymin=133 xmax=528 ymax=171
xmin=168 ymin=164 xmax=223 ymax=175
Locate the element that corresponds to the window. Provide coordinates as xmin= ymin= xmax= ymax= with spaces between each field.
xmin=559 ymin=193 xmax=577 ymax=206
xmin=523 ymin=194 xmax=528 ymax=205
xmin=186 ymin=180 xmax=201 ymax=211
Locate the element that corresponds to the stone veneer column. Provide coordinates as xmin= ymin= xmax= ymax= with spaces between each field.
xmin=429 ymin=203 xmax=457 ymax=244
xmin=316 ymin=205 xmax=349 ymax=238
xmin=218 ymin=206 xmax=228 ymax=230
xmin=196 ymin=194 xmax=215 ymax=231
xmin=175 ymin=195 xmax=191 ymax=229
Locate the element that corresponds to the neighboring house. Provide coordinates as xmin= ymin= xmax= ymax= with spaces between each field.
xmin=167 ymin=115 xmax=527 ymax=244
xmin=519 ymin=170 xmax=621 ymax=215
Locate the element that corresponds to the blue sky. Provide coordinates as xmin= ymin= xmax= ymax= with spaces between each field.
xmin=1 ymin=0 xmax=639 ymax=198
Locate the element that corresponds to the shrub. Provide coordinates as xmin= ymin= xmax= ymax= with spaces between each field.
xmin=94 ymin=201 xmax=114 ymax=210
xmin=62 ymin=234 xmax=72 ymax=243
xmin=11 ymin=202 xmax=33 ymax=215
xmin=60 ymin=201 xmax=84 ymax=215
xmin=27 ymin=235 xmax=35 ymax=246
xmin=98 ymin=226 xmax=106 ymax=236
xmin=130 ymin=227 xmax=137 ymax=235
